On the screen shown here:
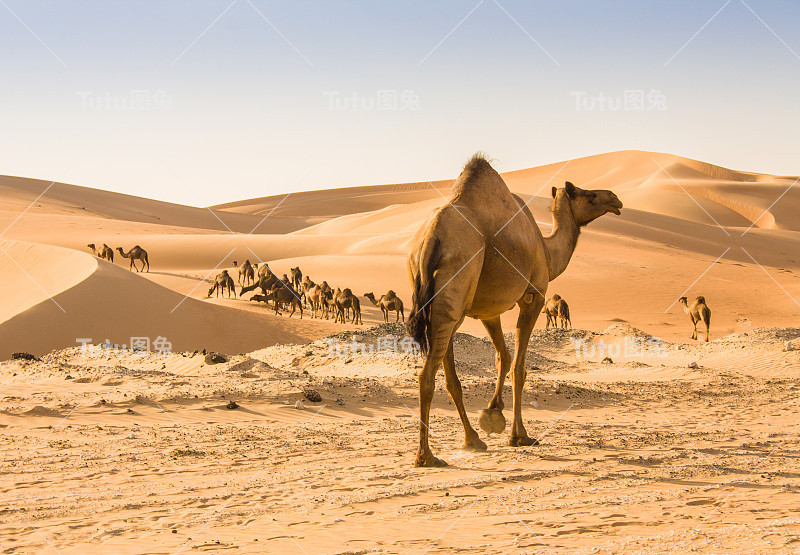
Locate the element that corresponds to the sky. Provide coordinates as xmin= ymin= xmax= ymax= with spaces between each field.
xmin=0 ymin=0 xmax=798 ymax=206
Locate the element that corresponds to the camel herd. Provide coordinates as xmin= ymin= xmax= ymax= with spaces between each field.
xmin=206 ymin=260 xmax=406 ymax=325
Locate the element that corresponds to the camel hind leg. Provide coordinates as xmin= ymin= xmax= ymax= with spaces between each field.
xmin=415 ymin=316 xmax=462 ymax=467
xmin=442 ymin=337 xmax=486 ymax=451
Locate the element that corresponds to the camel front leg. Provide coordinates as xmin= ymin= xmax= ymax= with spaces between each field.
xmin=509 ymin=297 xmax=544 ymax=447
xmin=691 ymin=317 xmax=698 ymax=340
xmin=442 ymin=337 xmax=486 ymax=451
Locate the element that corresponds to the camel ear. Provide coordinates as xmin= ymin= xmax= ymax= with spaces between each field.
xmin=565 ymin=182 xmax=576 ymax=199
xmin=551 ymin=186 xmax=557 ymax=198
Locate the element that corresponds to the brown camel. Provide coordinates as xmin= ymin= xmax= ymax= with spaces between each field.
xmin=233 ymin=260 xmax=255 ymax=287
xmin=300 ymin=276 xmax=316 ymax=308
xmin=290 ymin=267 xmax=303 ymax=290
xmin=334 ymin=288 xmax=362 ymax=324
xmin=406 ymin=154 xmax=622 ymax=467
xmin=208 ymin=270 xmax=236 ymax=298
xmin=307 ymin=285 xmax=331 ymax=319
xmin=252 ymin=287 xmax=303 ymax=318
xmin=116 ymin=246 xmax=149 ymax=272
xmin=543 ymin=294 xmax=571 ymax=329
xmin=364 ymin=291 xmax=405 ymax=323
xmin=679 ymin=296 xmax=711 ymax=342
xmin=87 ymin=243 xmax=114 ymax=263
xmin=241 ymin=268 xmax=280 ymax=298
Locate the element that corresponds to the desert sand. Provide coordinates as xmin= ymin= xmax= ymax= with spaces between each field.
xmin=1 ymin=150 xmax=799 ymax=552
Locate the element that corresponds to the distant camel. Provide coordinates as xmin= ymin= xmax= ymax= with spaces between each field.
xmin=290 ymin=267 xmax=302 ymax=290
xmin=364 ymin=291 xmax=405 ymax=323
xmin=208 ymin=270 xmax=236 ymax=298
xmin=233 ymin=260 xmax=255 ymax=287
xmin=406 ymin=155 xmax=622 ymax=466
xmin=334 ymin=288 xmax=362 ymax=324
xmin=543 ymin=294 xmax=561 ymax=329
xmin=543 ymin=294 xmax=571 ymax=329
xmin=241 ymin=270 xmax=280 ymax=298
xmin=679 ymin=296 xmax=711 ymax=342
xmin=300 ymin=276 xmax=316 ymax=307
xmin=87 ymin=243 xmax=114 ymax=263
xmin=252 ymin=287 xmax=303 ymax=318
xmin=116 ymin=246 xmax=149 ymax=272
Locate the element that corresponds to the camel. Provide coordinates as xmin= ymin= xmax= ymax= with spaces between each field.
xmin=116 ymin=246 xmax=149 ymax=272
xmin=290 ymin=267 xmax=303 ymax=290
xmin=406 ymin=154 xmax=622 ymax=467
xmin=308 ymin=285 xmax=332 ymax=319
xmin=233 ymin=260 xmax=255 ymax=287
xmin=334 ymin=288 xmax=362 ymax=324
xmin=208 ymin=270 xmax=236 ymax=298
xmin=679 ymin=296 xmax=711 ymax=342
xmin=543 ymin=294 xmax=561 ymax=329
xmin=364 ymin=291 xmax=405 ymax=323
xmin=543 ymin=294 xmax=571 ymax=329
xmin=87 ymin=243 xmax=114 ymax=263
xmin=300 ymin=276 xmax=316 ymax=308
xmin=252 ymin=287 xmax=303 ymax=318
xmin=241 ymin=270 xmax=280 ymax=298
xmin=557 ymin=298 xmax=571 ymax=329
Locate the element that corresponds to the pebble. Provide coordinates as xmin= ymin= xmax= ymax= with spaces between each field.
xmin=295 ymin=400 xmax=305 ymax=410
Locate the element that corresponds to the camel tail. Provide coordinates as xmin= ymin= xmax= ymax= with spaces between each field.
xmin=702 ymin=305 xmax=711 ymax=327
xmin=406 ymin=237 xmax=439 ymax=355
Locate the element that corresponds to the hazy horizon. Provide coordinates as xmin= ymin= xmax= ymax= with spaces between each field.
xmin=1 ymin=0 xmax=798 ymax=205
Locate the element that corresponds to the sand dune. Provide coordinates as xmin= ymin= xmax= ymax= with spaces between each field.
xmin=2 ymin=150 xmax=799 ymax=356
xmin=0 ymin=239 xmax=347 ymax=358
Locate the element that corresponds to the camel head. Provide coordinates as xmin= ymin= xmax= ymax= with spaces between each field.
xmin=552 ymin=181 xmax=622 ymax=227
xmin=678 ymin=296 xmax=689 ymax=306
xmin=116 ymin=247 xmax=124 ymax=253
xmin=364 ymin=292 xmax=375 ymax=300
xmin=207 ymin=286 xmax=214 ymax=297
xmin=233 ymin=260 xmax=238 ymax=267
xmin=87 ymin=243 xmax=95 ymax=249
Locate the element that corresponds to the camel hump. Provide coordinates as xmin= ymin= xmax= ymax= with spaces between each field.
xmin=695 ymin=295 xmax=706 ymax=304
xmin=386 ymin=290 xmax=396 ymax=298
xmin=451 ymin=154 xmax=506 ymax=197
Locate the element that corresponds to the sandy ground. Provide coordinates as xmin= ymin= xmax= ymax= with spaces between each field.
xmin=1 ymin=150 xmax=799 ymax=552
xmin=1 ymin=324 xmax=799 ymax=553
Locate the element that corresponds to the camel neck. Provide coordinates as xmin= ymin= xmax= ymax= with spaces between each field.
xmin=543 ymin=195 xmax=580 ymax=281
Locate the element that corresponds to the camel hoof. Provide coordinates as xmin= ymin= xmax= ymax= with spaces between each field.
xmin=478 ymin=408 xmax=506 ymax=434
xmin=508 ymin=436 xmax=539 ymax=447
xmin=463 ymin=437 xmax=488 ymax=451
xmin=415 ymin=453 xmax=448 ymax=468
